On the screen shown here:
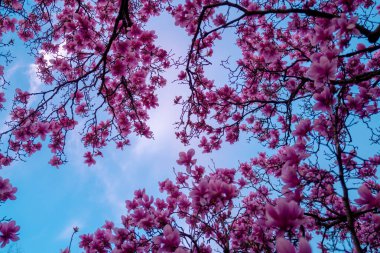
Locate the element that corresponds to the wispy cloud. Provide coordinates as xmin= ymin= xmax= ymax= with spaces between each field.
xmin=27 ymin=64 xmax=42 ymax=94
xmin=4 ymin=63 xmax=22 ymax=80
xmin=132 ymin=84 xmax=184 ymax=157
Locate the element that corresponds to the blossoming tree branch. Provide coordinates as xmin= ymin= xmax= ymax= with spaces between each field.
xmin=1 ymin=0 xmax=380 ymax=252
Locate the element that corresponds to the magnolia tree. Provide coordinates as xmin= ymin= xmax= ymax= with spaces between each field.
xmin=1 ymin=0 xmax=380 ymax=252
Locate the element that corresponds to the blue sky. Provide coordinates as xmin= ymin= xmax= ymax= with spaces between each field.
xmin=1 ymin=12 xmax=258 ymax=253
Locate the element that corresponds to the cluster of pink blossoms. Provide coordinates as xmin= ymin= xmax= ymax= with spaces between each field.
xmin=77 ymin=150 xmax=315 ymax=252
xmin=76 ymin=145 xmax=380 ymax=252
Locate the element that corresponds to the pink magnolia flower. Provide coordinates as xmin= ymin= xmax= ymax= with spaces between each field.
xmin=282 ymin=186 xmax=303 ymax=203
xmin=34 ymin=122 xmax=50 ymax=141
xmin=266 ymin=198 xmax=304 ymax=230
xmin=276 ymin=237 xmax=312 ymax=253
xmin=0 ymin=221 xmax=20 ymax=248
xmin=110 ymin=59 xmax=127 ymax=77
xmin=374 ymin=215 xmax=380 ymax=230
xmin=102 ymin=221 xmax=114 ymax=230
xmin=313 ymin=87 xmax=336 ymax=112
xmin=355 ymin=184 xmax=380 ymax=208
xmin=176 ymin=149 xmax=197 ymax=172
xmin=153 ymin=225 xmax=181 ymax=252
xmin=281 ymin=145 xmax=307 ymax=168
xmin=293 ymin=120 xmax=312 ymax=138
xmin=298 ymin=238 xmax=312 ymax=253
xmin=306 ymin=54 xmax=337 ymax=86
xmin=311 ymin=24 xmax=335 ymax=46
xmin=213 ymin=13 xmax=226 ymax=26
xmin=281 ymin=166 xmax=300 ymax=188
xmin=0 ymin=92 xmax=6 ymax=108
xmin=79 ymin=234 xmax=93 ymax=251
xmin=75 ymin=103 xmax=88 ymax=115
xmin=15 ymin=88 xmax=30 ymax=104
xmin=189 ymin=178 xmax=209 ymax=207
xmin=72 ymin=90 xmax=84 ymax=103
xmin=334 ymin=14 xmax=359 ymax=36
xmin=48 ymin=155 xmax=62 ymax=168
xmin=259 ymin=42 xmax=280 ymax=63
xmin=0 ymin=177 xmax=17 ymax=202
xmin=276 ymin=237 xmax=296 ymax=253
xmin=84 ymin=152 xmax=96 ymax=166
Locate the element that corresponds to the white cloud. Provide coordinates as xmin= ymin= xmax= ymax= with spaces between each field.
xmin=4 ymin=63 xmax=22 ymax=80
xmin=132 ymin=84 xmax=184 ymax=157
xmin=91 ymin=163 xmax=128 ymax=219
xmin=28 ymin=63 xmax=42 ymax=94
